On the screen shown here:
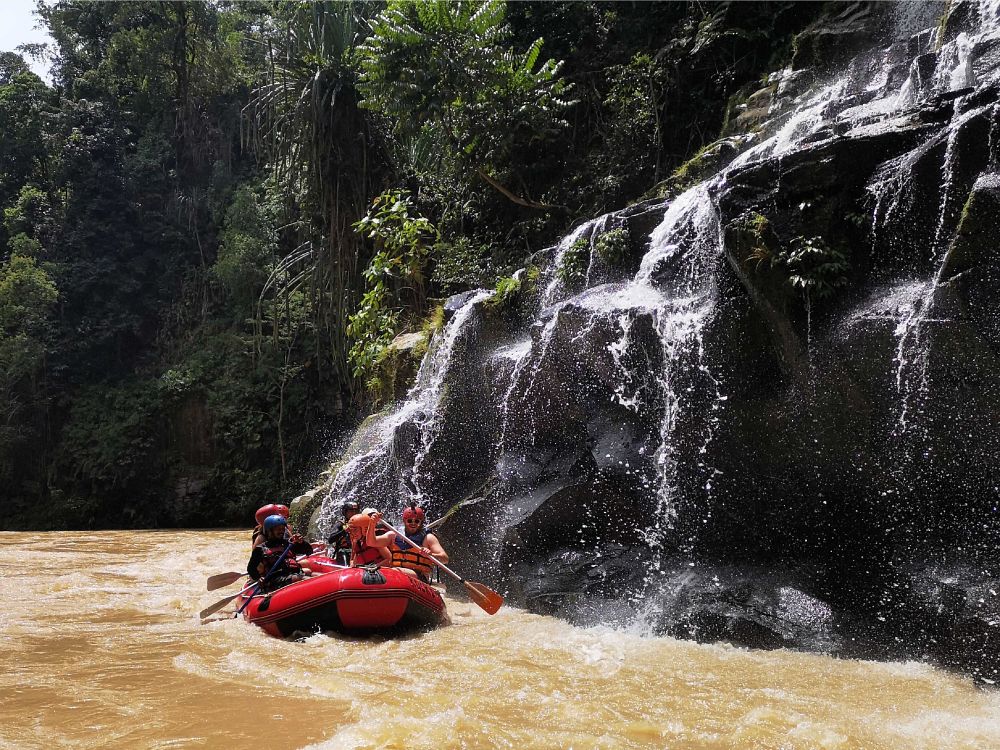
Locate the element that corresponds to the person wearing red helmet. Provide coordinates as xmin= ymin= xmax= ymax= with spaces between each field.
xmin=390 ymin=503 xmax=448 ymax=582
xmin=250 ymin=503 xmax=290 ymax=549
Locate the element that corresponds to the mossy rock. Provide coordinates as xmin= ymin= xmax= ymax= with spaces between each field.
xmin=941 ymin=174 xmax=1000 ymax=280
xmin=647 ymin=136 xmax=743 ymax=199
xmin=940 ymin=173 xmax=1000 ymax=350
xmin=790 ymin=2 xmax=884 ymax=72
xmin=289 ymin=488 xmax=322 ymax=535
xmin=369 ymin=331 xmax=428 ymax=407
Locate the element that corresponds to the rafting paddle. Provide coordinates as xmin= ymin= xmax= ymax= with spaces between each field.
xmin=199 ymin=541 xmax=294 ymax=621
xmin=233 ymin=541 xmax=299 ymax=617
xmin=206 ymin=571 xmax=245 ymax=590
xmin=377 ymin=520 xmax=503 ymax=614
xmin=199 ymin=579 xmax=259 ymax=619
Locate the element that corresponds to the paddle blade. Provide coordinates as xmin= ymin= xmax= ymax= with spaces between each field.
xmin=206 ymin=572 xmax=245 ymax=591
xmin=464 ymin=581 xmax=503 ymax=615
xmin=199 ymin=592 xmax=239 ymax=620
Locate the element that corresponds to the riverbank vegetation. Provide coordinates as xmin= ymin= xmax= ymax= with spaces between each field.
xmin=0 ymin=0 xmax=822 ymax=529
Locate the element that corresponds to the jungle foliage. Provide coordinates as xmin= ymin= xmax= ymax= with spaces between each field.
xmin=0 ymin=1 xmax=821 ymax=529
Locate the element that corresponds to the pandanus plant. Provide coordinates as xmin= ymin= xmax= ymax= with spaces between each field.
xmin=244 ymin=1 xmax=381 ymax=398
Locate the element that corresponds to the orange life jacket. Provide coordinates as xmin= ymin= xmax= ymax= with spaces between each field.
xmin=390 ymin=548 xmax=433 ymax=581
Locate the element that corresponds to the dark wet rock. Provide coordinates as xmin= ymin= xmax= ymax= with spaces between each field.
xmin=314 ymin=3 xmax=1000 ymax=684
xmin=514 ymin=545 xmax=654 ymax=621
xmin=586 ymin=411 xmax=658 ymax=481
xmin=790 ymin=2 xmax=889 ymax=73
xmin=518 ymin=551 xmax=840 ymax=653
xmin=620 ymin=199 xmax=670 ymax=259
xmin=937 ymin=0 xmax=979 ymax=48
xmin=940 ymin=171 xmax=1000 ymax=350
xmin=645 ymin=565 xmax=840 ymax=652
xmin=443 ymin=290 xmax=483 ymax=317
xmin=897 ymin=565 xmax=1000 ymax=684
xmin=718 ymin=123 xmax=934 ymax=232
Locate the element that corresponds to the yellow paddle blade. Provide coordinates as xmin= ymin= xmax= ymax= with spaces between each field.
xmin=206 ymin=572 xmax=244 ymax=591
xmin=199 ymin=592 xmax=240 ymax=620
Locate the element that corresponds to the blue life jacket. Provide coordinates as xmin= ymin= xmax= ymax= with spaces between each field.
xmin=395 ymin=526 xmax=428 ymax=549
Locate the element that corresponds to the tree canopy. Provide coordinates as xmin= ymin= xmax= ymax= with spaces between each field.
xmin=0 ymin=0 xmax=822 ymax=529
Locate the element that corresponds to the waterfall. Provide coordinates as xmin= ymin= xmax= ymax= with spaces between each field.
xmin=312 ymin=3 xmax=1000 ymax=662
xmin=408 ymin=290 xmax=494 ymax=502
xmin=316 ymin=290 xmax=490 ymax=531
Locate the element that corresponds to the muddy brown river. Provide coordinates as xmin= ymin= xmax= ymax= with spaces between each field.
xmin=2 ymin=530 xmax=998 ymax=749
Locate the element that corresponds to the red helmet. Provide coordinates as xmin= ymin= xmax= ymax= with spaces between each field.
xmin=254 ymin=503 xmax=289 ymax=525
xmin=255 ymin=504 xmax=279 ymax=525
xmin=402 ymin=504 xmax=425 ymax=522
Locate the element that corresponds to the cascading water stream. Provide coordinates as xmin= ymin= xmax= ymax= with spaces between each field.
xmin=495 ymin=304 xmax=565 ymax=455
xmin=539 ymin=216 xmax=609 ymax=308
xmin=635 ymin=184 xmax=724 ymax=533
xmin=847 ymin=0 xmax=1000 ymax=436
xmin=873 ymin=105 xmax=991 ymax=435
xmin=317 ymin=291 xmax=490 ymax=526
xmin=407 ymin=290 xmax=494 ymax=501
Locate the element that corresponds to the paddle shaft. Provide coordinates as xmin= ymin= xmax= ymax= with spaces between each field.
xmin=425 ymin=515 xmax=447 ymax=532
xmin=234 ymin=541 xmax=294 ymax=617
xmin=378 ymin=520 xmax=467 ymax=584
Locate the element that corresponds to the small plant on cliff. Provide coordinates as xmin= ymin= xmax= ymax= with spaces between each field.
xmin=557 ymin=236 xmax=590 ymax=285
xmin=421 ymin=303 xmax=446 ymax=338
xmin=776 ymin=236 xmax=849 ymax=299
xmin=742 ymin=212 xmax=774 ymax=268
xmin=410 ymin=304 xmax=445 ymax=364
xmin=595 ymin=227 xmax=630 ymax=267
xmin=486 ymin=265 xmax=540 ymax=312
xmin=488 ymin=275 xmax=522 ymax=310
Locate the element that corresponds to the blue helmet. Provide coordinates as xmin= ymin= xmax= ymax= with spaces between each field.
xmin=263 ymin=514 xmax=287 ymax=533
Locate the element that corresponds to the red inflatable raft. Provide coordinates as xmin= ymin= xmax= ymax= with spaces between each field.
xmin=236 ymin=557 xmax=447 ymax=638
